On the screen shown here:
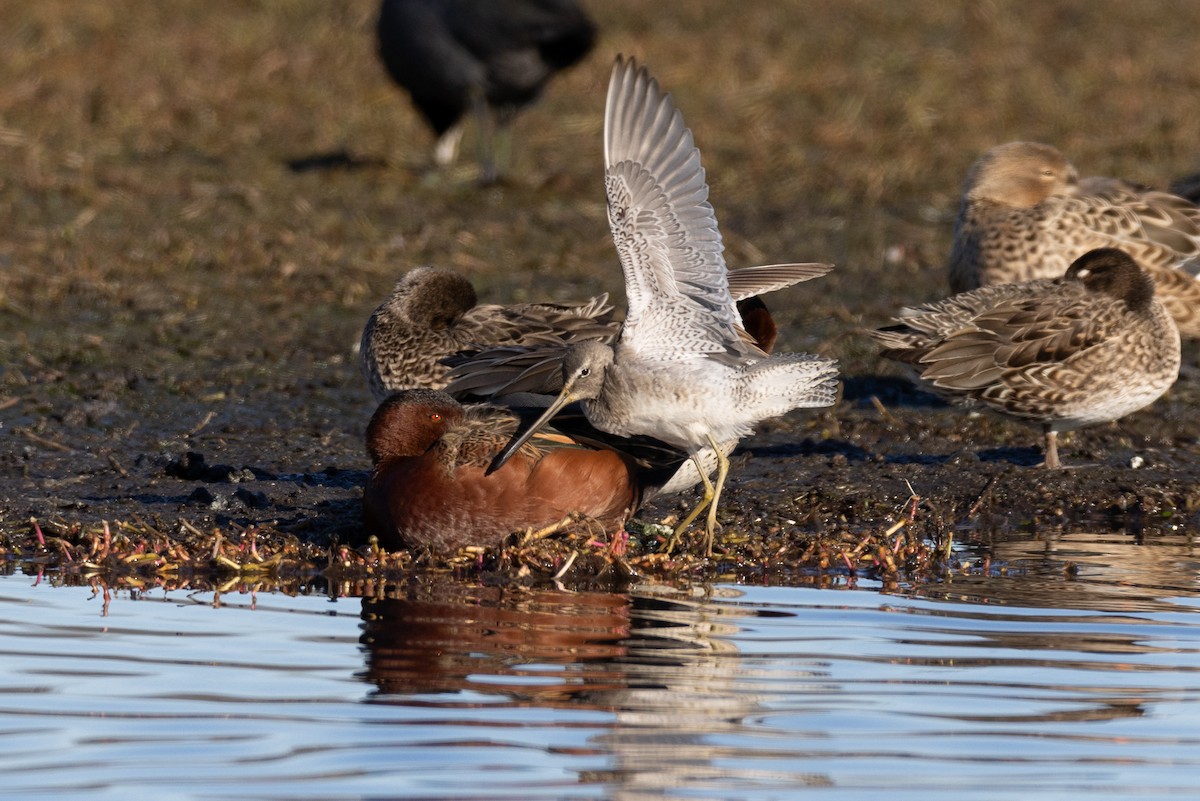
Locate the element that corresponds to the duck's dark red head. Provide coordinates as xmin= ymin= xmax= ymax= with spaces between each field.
xmin=366 ymin=389 xmax=464 ymax=464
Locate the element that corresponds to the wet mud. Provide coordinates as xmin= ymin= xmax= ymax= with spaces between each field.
xmin=5 ymin=350 xmax=1198 ymax=585
xmin=4 ymin=1 xmax=1200 ymax=584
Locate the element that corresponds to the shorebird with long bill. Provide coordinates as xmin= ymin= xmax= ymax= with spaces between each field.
xmin=490 ymin=57 xmax=839 ymax=555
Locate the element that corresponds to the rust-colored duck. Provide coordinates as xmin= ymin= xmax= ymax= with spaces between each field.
xmin=362 ymin=388 xmax=684 ymax=553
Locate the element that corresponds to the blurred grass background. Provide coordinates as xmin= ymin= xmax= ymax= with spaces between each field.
xmin=2 ymin=0 xmax=1199 ymax=428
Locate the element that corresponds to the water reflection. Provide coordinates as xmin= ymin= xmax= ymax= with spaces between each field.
xmin=3 ymin=553 xmax=1200 ymax=799
xmin=361 ymin=580 xmax=632 ymax=700
xmin=354 ymin=566 xmax=1200 ymax=797
xmin=583 ymin=589 xmax=834 ymax=795
xmin=360 ymin=577 xmax=833 ymax=793
xmin=933 ymin=528 xmax=1200 ymax=612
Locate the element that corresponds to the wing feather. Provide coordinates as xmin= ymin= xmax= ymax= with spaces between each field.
xmin=604 ymin=57 xmax=743 ymax=355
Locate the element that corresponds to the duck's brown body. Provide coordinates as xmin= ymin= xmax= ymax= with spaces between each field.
xmin=950 ymin=142 xmax=1200 ymax=337
xmin=363 ymin=389 xmax=677 ymax=553
xmin=879 ymin=248 xmax=1181 ymax=468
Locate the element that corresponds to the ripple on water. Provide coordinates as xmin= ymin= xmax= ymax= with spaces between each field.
xmin=1 ymin=533 xmax=1200 ymax=800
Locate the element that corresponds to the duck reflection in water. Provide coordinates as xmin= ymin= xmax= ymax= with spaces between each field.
xmin=359 ymin=580 xmax=631 ymax=699
xmin=357 ymin=575 xmax=1153 ymax=795
xmin=359 ymin=580 xmax=759 ymax=702
xmin=362 ymin=388 xmax=686 ymax=553
xmin=357 ymin=577 xmax=826 ymax=792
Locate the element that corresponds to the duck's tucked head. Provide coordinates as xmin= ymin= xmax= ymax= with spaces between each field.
xmin=366 ymin=388 xmax=463 ymax=463
xmin=964 ymin=141 xmax=1078 ymax=207
xmin=386 ymin=266 xmax=477 ymax=329
xmin=1066 ymin=248 xmax=1155 ymax=312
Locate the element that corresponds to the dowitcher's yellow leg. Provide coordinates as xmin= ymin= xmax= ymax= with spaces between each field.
xmin=703 ymin=437 xmax=730 ymax=557
xmin=662 ymin=451 xmax=715 ymax=554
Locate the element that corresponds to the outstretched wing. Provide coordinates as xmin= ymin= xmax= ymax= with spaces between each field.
xmin=605 ymin=56 xmax=748 ymax=359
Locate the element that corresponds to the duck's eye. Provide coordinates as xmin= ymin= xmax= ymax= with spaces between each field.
xmin=579 ymin=367 xmax=590 ymax=377
xmin=430 ymin=412 xmax=442 ymax=423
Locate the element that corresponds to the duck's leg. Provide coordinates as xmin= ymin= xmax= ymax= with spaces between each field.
xmin=662 ymin=450 xmax=715 ymax=554
xmin=1042 ymin=427 xmax=1061 ymax=469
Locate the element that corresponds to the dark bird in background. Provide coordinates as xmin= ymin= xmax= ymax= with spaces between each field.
xmin=377 ymin=0 xmax=597 ymax=182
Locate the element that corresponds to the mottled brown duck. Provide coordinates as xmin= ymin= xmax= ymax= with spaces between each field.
xmin=361 ymin=263 xmax=829 ymax=401
xmin=878 ymin=248 xmax=1181 ymax=468
xmin=949 ymin=141 xmax=1200 ymax=337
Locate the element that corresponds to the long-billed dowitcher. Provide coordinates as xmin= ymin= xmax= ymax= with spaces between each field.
xmin=363 ymin=388 xmax=685 ymax=553
xmin=377 ymin=0 xmax=596 ymax=181
xmin=877 ymin=248 xmax=1181 ymax=468
xmin=949 ymin=141 xmax=1200 ymax=336
xmin=489 ymin=57 xmax=840 ymax=555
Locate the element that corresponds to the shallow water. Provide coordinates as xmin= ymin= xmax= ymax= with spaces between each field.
xmin=2 ymin=530 xmax=1200 ymax=799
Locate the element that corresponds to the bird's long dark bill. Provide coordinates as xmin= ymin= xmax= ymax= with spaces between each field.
xmin=485 ymin=387 xmax=577 ymax=475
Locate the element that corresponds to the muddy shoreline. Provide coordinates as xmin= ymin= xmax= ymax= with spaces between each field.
xmin=4 ymin=355 xmax=1198 ymax=585
xmin=4 ymin=1 xmax=1200 ymax=584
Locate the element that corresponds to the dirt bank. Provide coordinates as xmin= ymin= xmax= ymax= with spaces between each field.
xmin=4 ymin=1 xmax=1200 ymax=584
